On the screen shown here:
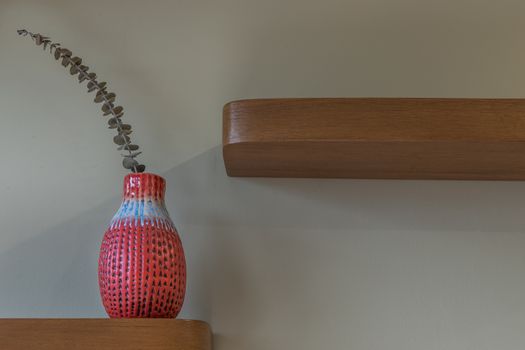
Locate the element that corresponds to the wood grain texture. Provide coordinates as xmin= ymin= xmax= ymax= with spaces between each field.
xmin=0 ymin=319 xmax=211 ymax=350
xmin=223 ymin=98 xmax=525 ymax=179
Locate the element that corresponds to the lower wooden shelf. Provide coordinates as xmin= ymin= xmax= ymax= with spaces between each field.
xmin=0 ymin=318 xmax=211 ymax=350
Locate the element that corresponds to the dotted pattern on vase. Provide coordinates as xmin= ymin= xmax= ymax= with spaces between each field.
xmin=98 ymin=173 xmax=186 ymax=318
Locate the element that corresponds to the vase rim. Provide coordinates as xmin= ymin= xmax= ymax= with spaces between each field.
xmin=122 ymin=172 xmax=166 ymax=200
xmin=124 ymin=172 xmax=165 ymax=180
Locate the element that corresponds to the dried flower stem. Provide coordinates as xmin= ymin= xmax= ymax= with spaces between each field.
xmin=17 ymin=29 xmax=145 ymax=173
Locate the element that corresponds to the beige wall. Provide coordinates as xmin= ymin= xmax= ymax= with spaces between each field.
xmin=2 ymin=0 xmax=525 ymax=349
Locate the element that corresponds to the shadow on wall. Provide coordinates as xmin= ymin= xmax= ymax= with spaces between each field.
xmin=2 ymin=146 xmax=525 ymax=348
xmin=0 ymin=194 xmax=114 ymax=317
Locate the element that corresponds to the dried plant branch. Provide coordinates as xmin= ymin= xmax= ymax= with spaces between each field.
xmin=17 ymin=29 xmax=146 ymax=173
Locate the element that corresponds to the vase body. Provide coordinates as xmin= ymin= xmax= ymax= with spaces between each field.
xmin=98 ymin=173 xmax=186 ymax=318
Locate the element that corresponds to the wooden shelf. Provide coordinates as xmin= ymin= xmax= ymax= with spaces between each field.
xmin=223 ymin=98 xmax=525 ymax=180
xmin=0 ymin=319 xmax=211 ymax=350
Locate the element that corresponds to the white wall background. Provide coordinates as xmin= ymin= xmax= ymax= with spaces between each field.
xmin=2 ymin=0 xmax=525 ymax=349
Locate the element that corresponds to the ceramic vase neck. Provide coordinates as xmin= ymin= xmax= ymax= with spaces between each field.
xmin=123 ymin=173 xmax=166 ymax=201
xmin=111 ymin=173 xmax=174 ymax=230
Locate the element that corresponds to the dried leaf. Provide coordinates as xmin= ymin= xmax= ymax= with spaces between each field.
xmin=97 ymin=82 xmax=107 ymax=90
xmin=102 ymin=103 xmax=113 ymax=115
xmin=61 ymin=49 xmax=72 ymax=57
xmin=135 ymin=164 xmax=146 ymax=173
xmin=112 ymin=106 xmax=123 ymax=116
xmin=54 ymin=48 xmax=62 ymax=60
xmin=61 ymin=56 xmax=70 ymax=67
xmin=94 ymin=90 xmax=106 ymax=103
xmin=87 ymin=81 xmax=97 ymax=92
xmin=124 ymin=144 xmax=139 ymax=151
xmin=35 ymin=34 xmax=42 ymax=45
xmin=120 ymin=129 xmax=132 ymax=135
xmin=49 ymin=43 xmax=59 ymax=54
xmin=113 ymin=134 xmax=128 ymax=145
xmin=120 ymin=124 xmax=131 ymax=130
xmin=122 ymin=157 xmax=139 ymax=169
xmin=87 ymin=72 xmax=97 ymax=80
xmin=108 ymin=118 xmax=119 ymax=127
xmin=70 ymin=65 xmax=79 ymax=75
xmin=78 ymin=74 xmax=87 ymax=83
xmin=105 ymin=93 xmax=116 ymax=103
xmin=71 ymin=57 xmax=82 ymax=65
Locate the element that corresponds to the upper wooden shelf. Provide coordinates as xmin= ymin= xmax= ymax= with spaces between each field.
xmin=0 ymin=318 xmax=211 ymax=350
xmin=223 ymin=98 xmax=525 ymax=180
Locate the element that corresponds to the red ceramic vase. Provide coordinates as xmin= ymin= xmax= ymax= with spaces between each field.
xmin=98 ymin=173 xmax=186 ymax=318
